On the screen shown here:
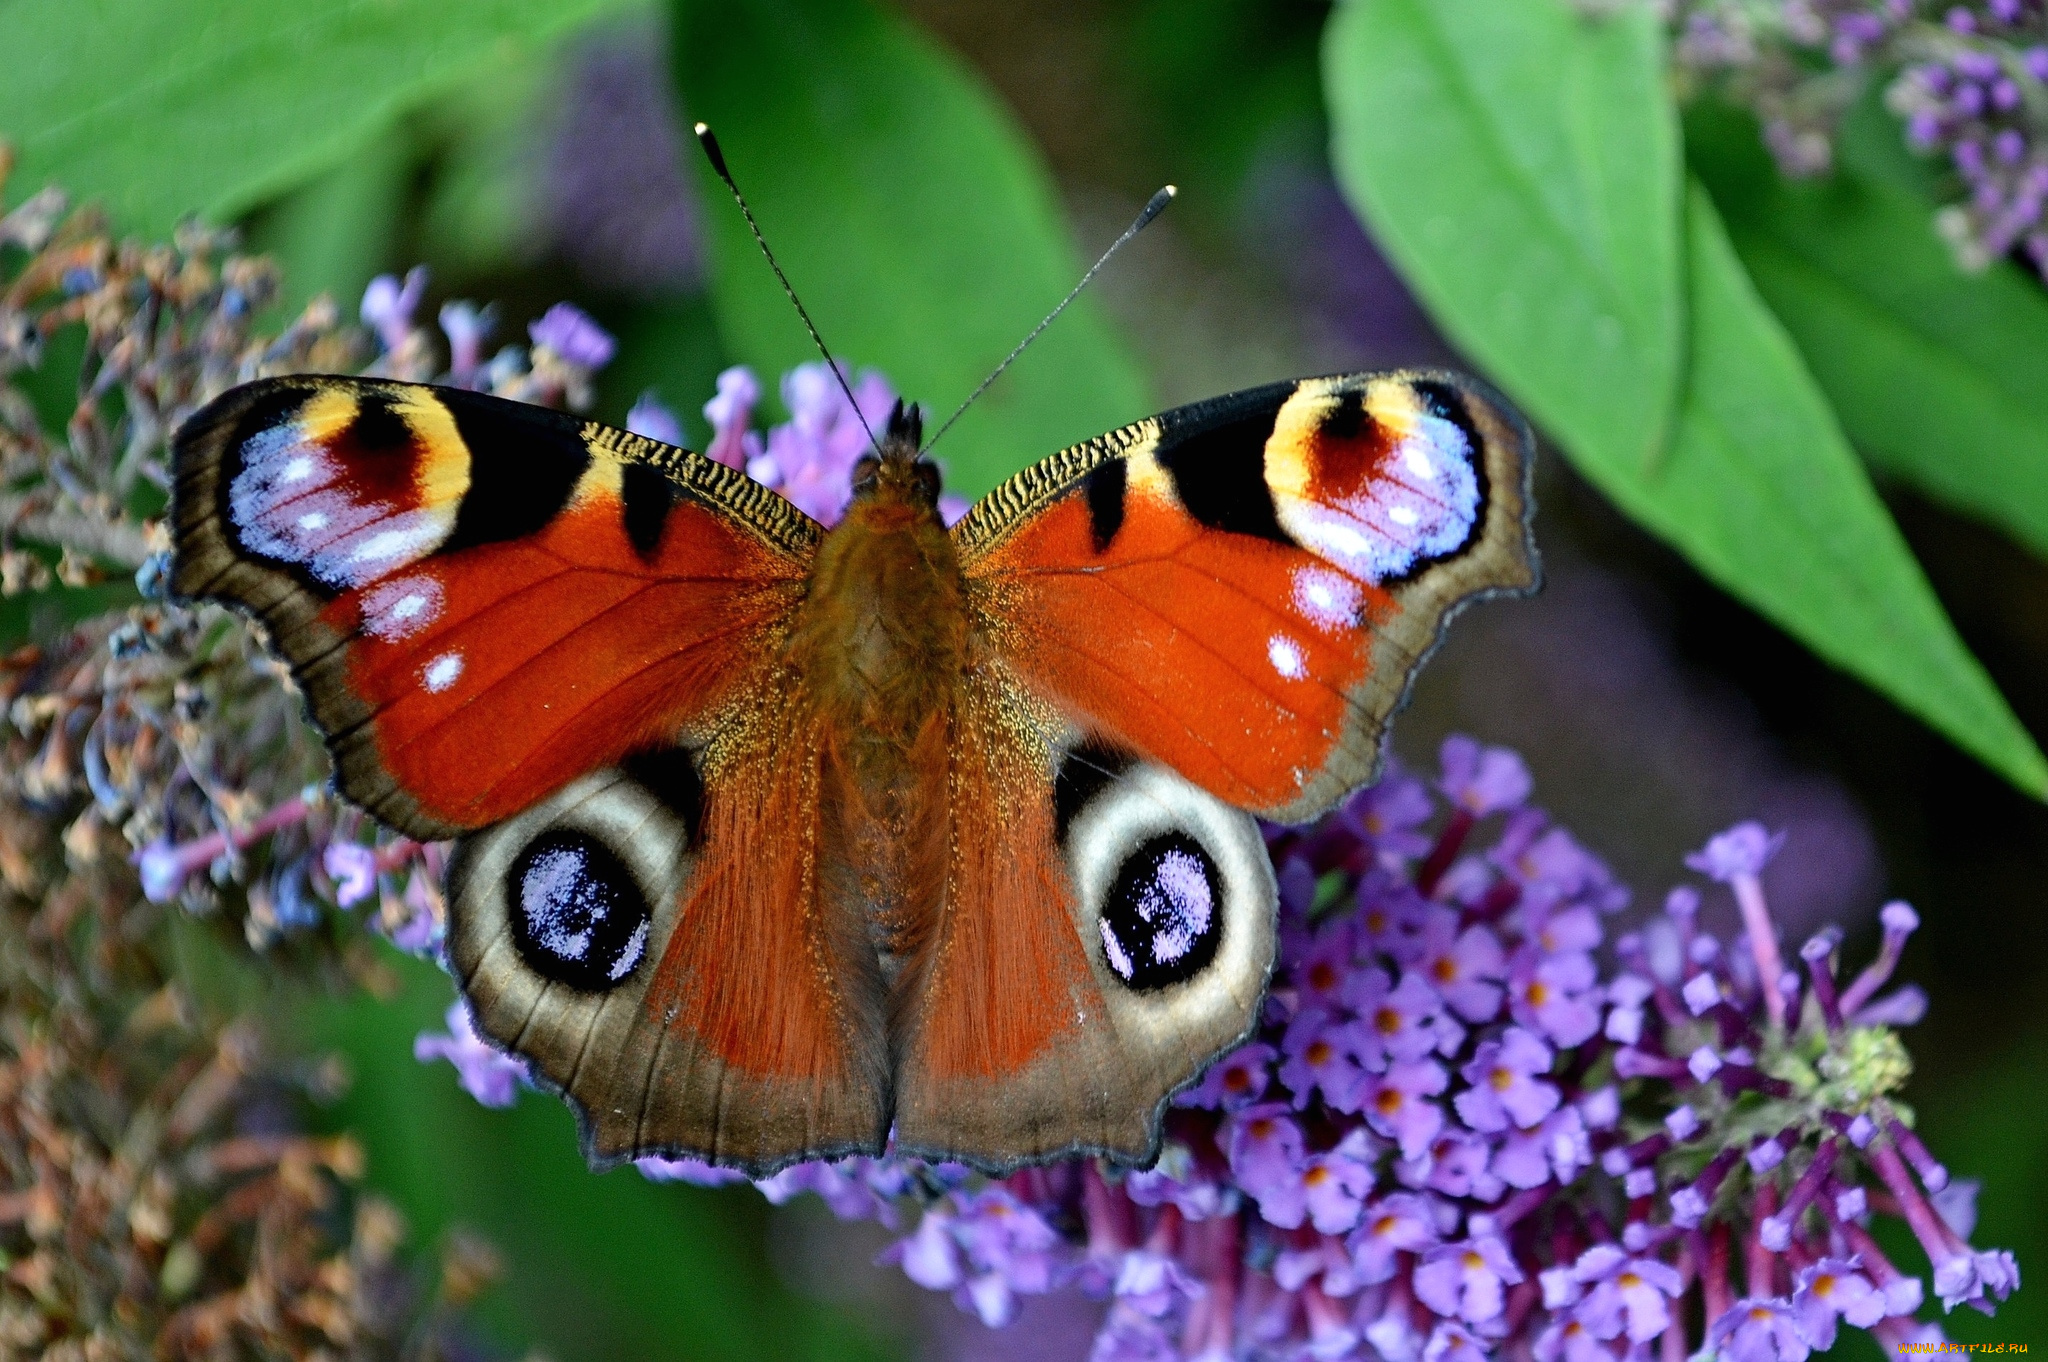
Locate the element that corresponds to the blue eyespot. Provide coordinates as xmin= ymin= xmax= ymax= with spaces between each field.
xmin=1100 ymin=833 xmax=1222 ymax=991
xmin=507 ymin=831 xmax=649 ymax=991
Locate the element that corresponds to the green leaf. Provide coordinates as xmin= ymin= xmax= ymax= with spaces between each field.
xmin=0 ymin=0 xmax=621 ymax=237
xmin=1690 ymin=101 xmax=2048 ymax=561
xmin=671 ymin=0 xmax=1149 ymax=498
xmin=239 ymin=125 xmax=412 ymax=322
xmin=1584 ymin=184 xmax=2046 ymax=797
xmin=1323 ymin=0 xmax=1683 ymax=473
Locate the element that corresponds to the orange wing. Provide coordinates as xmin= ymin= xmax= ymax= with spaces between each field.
xmin=171 ymin=376 xmax=816 ymax=839
xmin=953 ymin=370 xmax=1538 ymax=824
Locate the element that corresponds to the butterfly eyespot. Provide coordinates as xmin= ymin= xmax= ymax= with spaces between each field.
xmin=1100 ymin=832 xmax=1223 ymax=991
xmin=506 ymin=829 xmax=650 ymax=991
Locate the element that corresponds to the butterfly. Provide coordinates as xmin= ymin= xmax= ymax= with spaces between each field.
xmin=169 ymin=365 xmax=1535 ymax=1173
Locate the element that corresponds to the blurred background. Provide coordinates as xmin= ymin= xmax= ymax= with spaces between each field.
xmin=5 ymin=0 xmax=2047 ymax=1357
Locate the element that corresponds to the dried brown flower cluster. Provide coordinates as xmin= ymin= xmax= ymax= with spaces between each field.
xmin=0 ymin=148 xmax=555 ymax=1359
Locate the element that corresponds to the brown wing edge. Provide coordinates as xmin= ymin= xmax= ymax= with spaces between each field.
xmin=167 ymin=375 xmax=823 ymax=842
xmin=1263 ymin=370 xmax=1539 ymax=825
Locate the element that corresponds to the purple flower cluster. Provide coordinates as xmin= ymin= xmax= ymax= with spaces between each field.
xmin=1666 ymin=0 xmax=2048 ymax=280
xmin=1889 ymin=6 xmax=2048 ymax=273
xmin=628 ymin=361 xmax=971 ymax=527
xmin=610 ymin=739 xmax=2011 ymax=1360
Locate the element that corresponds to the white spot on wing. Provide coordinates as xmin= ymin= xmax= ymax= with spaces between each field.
xmin=360 ymin=575 xmax=445 ymax=642
xmin=1291 ymin=565 xmax=1362 ymax=635
xmin=422 ymin=652 xmax=464 ymax=693
xmin=1268 ymin=633 xmax=1308 ymax=680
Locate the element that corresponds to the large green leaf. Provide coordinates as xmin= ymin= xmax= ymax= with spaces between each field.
xmin=671 ymin=0 xmax=1149 ymax=497
xmin=1690 ymin=103 xmax=2048 ymax=561
xmin=1323 ymin=0 xmax=1683 ymax=473
xmin=1593 ymin=185 xmax=2045 ymax=796
xmin=0 ymin=0 xmax=620 ymax=236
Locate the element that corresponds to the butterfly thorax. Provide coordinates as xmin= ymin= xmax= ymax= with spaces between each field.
xmin=786 ymin=422 xmax=964 ymax=955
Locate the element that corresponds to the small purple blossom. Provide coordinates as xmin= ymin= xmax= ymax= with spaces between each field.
xmin=361 ymin=266 xmax=427 ymax=354
xmin=1438 ymin=735 xmax=1532 ymax=816
xmin=1453 ymin=1027 xmax=1558 ymax=1132
xmin=1179 ymin=1041 xmax=1278 ymax=1111
xmin=413 ymin=1001 xmax=526 ymax=1108
xmin=1573 ymin=1244 xmax=1683 ymax=1342
xmin=321 ymin=841 xmax=376 ymax=907
xmin=702 ymin=364 xmax=762 ymax=470
xmin=1710 ymin=1297 xmax=1811 ymax=1362
xmin=625 ymin=391 xmax=685 ymax=445
xmin=1414 ymin=1236 xmax=1524 ymax=1324
xmin=527 ymin=302 xmax=615 ymax=369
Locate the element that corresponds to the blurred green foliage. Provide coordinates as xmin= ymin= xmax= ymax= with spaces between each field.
xmin=5 ymin=0 xmax=2048 ymax=1356
xmin=673 ymin=0 xmax=1148 ymax=495
xmin=0 ymin=0 xmax=628 ymax=237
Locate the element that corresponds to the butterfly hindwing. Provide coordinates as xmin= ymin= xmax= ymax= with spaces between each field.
xmin=954 ymin=369 xmax=1538 ymax=824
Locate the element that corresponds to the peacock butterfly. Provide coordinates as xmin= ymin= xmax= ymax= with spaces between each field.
xmin=168 ymin=362 xmax=1536 ymax=1174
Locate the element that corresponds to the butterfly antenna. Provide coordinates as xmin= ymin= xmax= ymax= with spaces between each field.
xmin=694 ymin=122 xmax=880 ymax=454
xmin=924 ymin=184 xmax=1176 ymax=455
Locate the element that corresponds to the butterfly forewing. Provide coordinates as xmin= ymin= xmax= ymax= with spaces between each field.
xmin=953 ymin=369 xmax=1538 ymax=824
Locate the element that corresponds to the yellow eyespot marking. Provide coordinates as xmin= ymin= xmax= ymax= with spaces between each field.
xmin=296 ymin=387 xmax=360 ymax=444
xmin=1122 ymin=422 xmax=1179 ymax=506
xmin=394 ymin=390 xmax=472 ymax=512
xmin=568 ymin=449 xmax=626 ymax=509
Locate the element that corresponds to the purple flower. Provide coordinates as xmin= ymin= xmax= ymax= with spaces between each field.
xmin=1415 ymin=908 xmax=1506 ymax=1022
xmin=625 ymin=391 xmax=684 ymax=445
xmin=1532 ymin=1315 xmax=1610 ymax=1362
xmin=1454 ymin=1026 xmax=1558 ymax=1132
xmin=438 ymin=300 xmax=494 ymax=377
xmin=1405 ymin=1127 xmax=1505 ymax=1201
xmin=1347 ymin=967 xmax=1447 ymax=1068
xmin=1344 ymin=767 xmax=1435 ymax=861
xmin=1225 ymin=1104 xmax=1309 ymax=1227
xmin=1110 ymin=1249 xmax=1204 ymax=1317
xmin=1439 ymin=735 xmax=1532 ymax=815
xmin=1176 ymin=1040 xmax=1275 ymax=1111
xmin=1424 ymin=1320 xmax=1493 ymax=1362
xmin=1507 ymin=948 xmax=1601 ymax=1046
xmin=1572 ymin=1244 xmax=1683 ymax=1342
xmin=1279 ymin=1010 xmax=1371 ymax=1113
xmin=644 ymin=729 xmax=2010 ymax=1362
xmin=702 ymin=365 xmax=761 ymax=470
xmin=1791 ymin=1258 xmax=1885 ymax=1349
xmin=1364 ymin=1060 xmax=1448 ymax=1158
xmin=414 ymin=1001 xmax=526 ymax=1107
xmin=1300 ymin=1130 xmax=1378 ymax=1233
xmin=1414 ymin=1235 xmax=1524 ymax=1324
xmin=1290 ymin=916 xmax=1360 ymax=1014
xmin=747 ymin=361 xmax=897 ymax=524
xmin=1709 ymin=1298 xmax=1811 ymax=1362
xmin=321 ymin=841 xmax=376 ymax=907
xmin=528 ymin=302 xmax=615 ymax=369
xmin=361 ymin=266 xmax=427 ymax=353
xmin=1348 ymin=1192 xmax=1439 ymax=1283
xmin=1492 ymin=1106 xmax=1589 ymax=1190
xmin=756 ymin=1159 xmax=901 ymax=1223
xmin=1686 ymin=821 xmax=1786 ymax=881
